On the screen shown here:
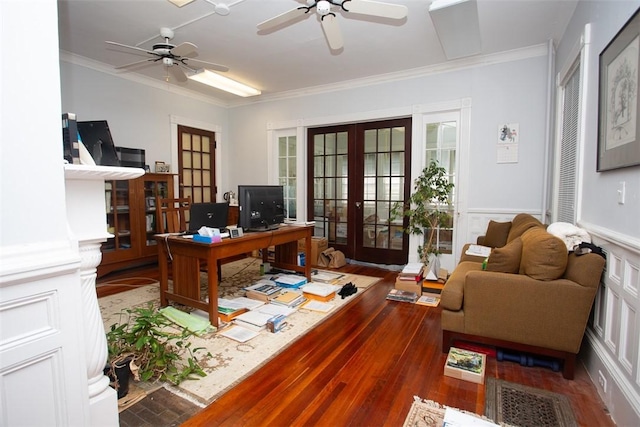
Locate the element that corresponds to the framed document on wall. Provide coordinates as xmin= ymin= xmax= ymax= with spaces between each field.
xmin=598 ymin=8 xmax=640 ymax=171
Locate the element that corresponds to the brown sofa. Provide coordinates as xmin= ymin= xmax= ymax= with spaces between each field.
xmin=441 ymin=214 xmax=606 ymax=379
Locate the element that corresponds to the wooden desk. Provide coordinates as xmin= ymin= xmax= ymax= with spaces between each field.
xmin=156 ymin=225 xmax=313 ymax=327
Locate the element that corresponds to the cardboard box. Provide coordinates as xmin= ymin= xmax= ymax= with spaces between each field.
xmin=395 ymin=277 xmax=422 ymax=295
xmin=298 ymin=237 xmax=329 ymax=267
xmin=443 ymin=347 xmax=486 ymax=384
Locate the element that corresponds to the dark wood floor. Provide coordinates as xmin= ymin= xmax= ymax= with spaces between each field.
xmin=98 ymin=263 xmax=614 ymax=427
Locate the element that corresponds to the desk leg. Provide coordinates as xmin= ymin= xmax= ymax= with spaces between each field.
xmin=158 ymin=239 xmax=169 ymax=307
xmin=208 ymin=254 xmax=219 ymax=328
xmin=304 ymin=231 xmax=312 ymax=281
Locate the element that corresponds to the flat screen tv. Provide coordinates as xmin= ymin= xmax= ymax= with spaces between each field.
xmin=189 ymin=202 xmax=229 ymax=231
xmin=237 ymin=185 xmax=285 ymax=231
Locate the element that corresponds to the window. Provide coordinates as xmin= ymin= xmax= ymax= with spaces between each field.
xmin=278 ymin=135 xmax=297 ymax=220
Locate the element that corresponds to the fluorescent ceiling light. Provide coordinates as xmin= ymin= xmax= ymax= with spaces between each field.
xmin=168 ymin=0 xmax=196 ymax=7
xmin=429 ymin=0 xmax=482 ymax=60
xmin=188 ymin=69 xmax=261 ymax=97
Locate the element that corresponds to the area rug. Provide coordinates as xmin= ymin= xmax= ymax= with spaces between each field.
xmin=403 ymin=397 xmax=499 ymax=427
xmin=484 ymin=377 xmax=577 ymax=427
xmin=99 ymin=257 xmax=380 ymax=405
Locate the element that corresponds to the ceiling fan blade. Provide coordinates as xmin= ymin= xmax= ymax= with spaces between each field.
xmin=171 ymin=42 xmax=198 ymax=58
xmin=257 ymin=7 xmax=309 ymax=31
xmin=321 ymin=14 xmax=343 ymax=50
xmin=169 ymin=64 xmax=188 ymax=82
xmin=167 ymin=0 xmax=196 ymax=7
xmin=343 ymin=0 xmax=408 ymax=19
xmin=184 ymin=58 xmax=229 ymax=73
xmin=115 ymin=58 xmax=157 ymax=69
xmin=105 ymin=41 xmax=158 ymax=57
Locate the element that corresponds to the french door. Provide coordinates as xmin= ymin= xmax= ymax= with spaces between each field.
xmin=307 ymin=118 xmax=412 ymax=264
xmin=177 ymin=125 xmax=217 ymax=203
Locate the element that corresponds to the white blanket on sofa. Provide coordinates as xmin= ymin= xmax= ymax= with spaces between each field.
xmin=547 ymin=222 xmax=591 ymax=251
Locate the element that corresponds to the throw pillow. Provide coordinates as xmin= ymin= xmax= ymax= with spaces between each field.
xmin=486 ymin=237 xmax=522 ymax=273
xmin=482 ymin=220 xmax=512 ymax=248
xmin=507 ymin=213 xmax=544 ymax=243
xmin=519 ymin=227 xmax=568 ymax=280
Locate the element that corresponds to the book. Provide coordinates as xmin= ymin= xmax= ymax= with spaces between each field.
xmin=62 ymin=112 xmax=81 ymax=165
xmin=415 ymin=295 xmax=440 ymax=307
xmin=302 ymin=300 xmax=336 ymax=313
xmin=271 ymin=291 xmax=307 ymax=308
xmin=218 ymin=325 xmax=260 ymax=343
xmin=465 ymin=244 xmax=492 ymax=257
xmin=442 ymin=408 xmax=499 ymax=427
xmin=273 ymin=274 xmax=308 ymax=289
xmin=386 ymin=289 xmax=418 ymax=303
xmin=443 ymin=347 xmax=486 ymax=384
xmin=245 ymin=280 xmax=283 ymax=295
xmin=400 ymin=262 xmax=424 ymax=276
xmin=233 ymin=310 xmax=274 ymax=331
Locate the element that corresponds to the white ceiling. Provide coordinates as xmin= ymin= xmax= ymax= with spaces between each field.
xmin=57 ymin=0 xmax=578 ymax=104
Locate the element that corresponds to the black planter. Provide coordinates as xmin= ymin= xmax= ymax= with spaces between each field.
xmin=104 ymin=357 xmax=132 ymax=399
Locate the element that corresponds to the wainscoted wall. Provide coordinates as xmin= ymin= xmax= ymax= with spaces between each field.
xmin=582 ymin=223 xmax=640 ymax=426
xmin=464 ymin=209 xmax=542 ymax=249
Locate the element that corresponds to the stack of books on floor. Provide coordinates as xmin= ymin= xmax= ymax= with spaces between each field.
xmin=271 ymin=290 xmax=307 ymax=308
xmin=386 ymin=289 xmax=418 ymax=303
xmin=272 ymin=274 xmax=308 ymax=289
xmin=395 ymin=262 xmax=424 ymax=295
xmin=218 ymin=297 xmax=266 ymax=322
xmin=443 ymin=346 xmax=486 ymax=384
xmin=244 ymin=280 xmax=283 ymax=302
xmin=300 ymin=283 xmax=340 ymax=302
xmin=415 ymin=294 xmax=440 ymax=307
xmin=219 ymin=301 xmax=298 ymax=342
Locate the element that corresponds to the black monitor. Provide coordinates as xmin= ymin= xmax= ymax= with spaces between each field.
xmin=77 ymin=120 xmax=121 ymax=166
xmin=189 ymin=203 xmax=229 ymax=231
xmin=237 ymin=185 xmax=285 ymax=231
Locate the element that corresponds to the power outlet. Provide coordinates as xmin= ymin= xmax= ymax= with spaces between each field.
xmin=598 ymin=370 xmax=607 ymax=393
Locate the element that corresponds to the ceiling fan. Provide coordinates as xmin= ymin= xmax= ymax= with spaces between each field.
xmin=105 ymin=27 xmax=229 ymax=82
xmin=257 ymin=0 xmax=408 ymax=50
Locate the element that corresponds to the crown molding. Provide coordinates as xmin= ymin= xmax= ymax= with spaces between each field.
xmin=61 ymin=43 xmax=548 ymax=109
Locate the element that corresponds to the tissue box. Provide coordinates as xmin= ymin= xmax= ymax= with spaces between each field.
xmin=193 ymin=234 xmax=221 ymax=244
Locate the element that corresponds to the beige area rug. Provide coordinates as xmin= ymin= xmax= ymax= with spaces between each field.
xmin=403 ymin=397 xmax=500 ymax=427
xmin=99 ymin=258 xmax=380 ymax=405
xmin=485 ymin=377 xmax=577 ymax=427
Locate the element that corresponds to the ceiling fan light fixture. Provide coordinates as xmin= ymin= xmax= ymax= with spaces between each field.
xmin=188 ymin=69 xmax=261 ymax=97
xmin=168 ymin=0 xmax=196 ymax=7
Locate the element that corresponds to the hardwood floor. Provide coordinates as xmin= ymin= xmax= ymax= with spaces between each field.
xmin=98 ymin=263 xmax=614 ymax=427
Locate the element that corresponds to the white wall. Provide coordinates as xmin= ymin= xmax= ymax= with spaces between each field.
xmin=556 ymin=1 xmax=640 ymax=425
xmin=227 ymin=51 xmax=549 ymax=218
xmin=60 ymin=60 xmax=229 ymax=181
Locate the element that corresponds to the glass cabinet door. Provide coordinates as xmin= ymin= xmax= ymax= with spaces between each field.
xmin=104 ymin=180 xmax=133 ymax=253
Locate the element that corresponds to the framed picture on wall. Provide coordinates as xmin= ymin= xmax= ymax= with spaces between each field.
xmin=597 ymin=8 xmax=640 ymax=171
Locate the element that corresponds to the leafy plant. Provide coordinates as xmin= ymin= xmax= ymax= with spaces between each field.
xmin=391 ymin=160 xmax=454 ymax=265
xmin=106 ymin=304 xmax=208 ymax=385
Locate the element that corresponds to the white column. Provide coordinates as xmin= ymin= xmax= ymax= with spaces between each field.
xmin=65 ymin=165 xmax=144 ymax=426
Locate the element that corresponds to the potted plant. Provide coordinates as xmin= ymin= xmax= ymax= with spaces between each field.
xmin=105 ymin=304 xmax=208 ymax=398
xmin=391 ymin=160 xmax=454 ymax=270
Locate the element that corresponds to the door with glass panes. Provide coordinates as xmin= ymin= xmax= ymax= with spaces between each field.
xmin=308 ymin=118 xmax=411 ymax=264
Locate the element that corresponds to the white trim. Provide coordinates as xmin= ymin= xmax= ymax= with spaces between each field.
xmin=169 ymin=115 xmax=223 ymax=201
xmin=580 ymin=221 xmax=640 ymax=252
xmin=0 ymin=242 xmax=80 ymax=284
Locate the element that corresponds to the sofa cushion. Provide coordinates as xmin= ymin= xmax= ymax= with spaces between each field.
xmin=507 ymin=213 xmax=543 ymax=243
xmin=483 ymin=220 xmax=512 ymax=248
xmin=486 ymin=237 xmax=522 ymax=273
xmin=519 ymin=227 xmax=568 ymax=280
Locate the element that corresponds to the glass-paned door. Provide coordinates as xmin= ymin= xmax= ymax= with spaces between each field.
xmin=308 ymin=118 xmax=411 ymax=264
xmin=424 ymin=119 xmax=457 ymax=267
xmin=178 ymin=125 xmax=216 ymax=210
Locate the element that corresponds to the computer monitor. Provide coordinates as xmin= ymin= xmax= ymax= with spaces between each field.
xmin=189 ymin=203 xmax=229 ymax=231
xmin=237 ymin=185 xmax=285 ymax=231
xmin=76 ymin=120 xmax=121 ymax=166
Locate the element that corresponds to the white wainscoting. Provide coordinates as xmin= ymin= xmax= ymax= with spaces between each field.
xmin=581 ymin=222 xmax=640 ymax=427
xmin=464 ymin=209 xmax=542 ymax=246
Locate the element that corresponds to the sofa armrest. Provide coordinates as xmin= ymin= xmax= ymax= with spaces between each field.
xmin=462 ymin=271 xmax=598 ymax=353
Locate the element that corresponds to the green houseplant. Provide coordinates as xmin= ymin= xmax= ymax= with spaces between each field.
xmin=105 ymin=304 xmax=208 ymax=396
xmin=391 ymin=160 xmax=454 ymax=267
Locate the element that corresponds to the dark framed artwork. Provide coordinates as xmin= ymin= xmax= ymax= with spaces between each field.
xmin=598 ymin=8 xmax=640 ymax=171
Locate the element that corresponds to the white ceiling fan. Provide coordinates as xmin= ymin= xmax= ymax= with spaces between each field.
xmin=257 ymin=0 xmax=408 ymax=50
xmin=105 ymin=27 xmax=229 ymax=82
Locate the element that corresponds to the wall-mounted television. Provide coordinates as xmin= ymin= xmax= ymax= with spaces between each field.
xmin=237 ymin=185 xmax=285 ymax=231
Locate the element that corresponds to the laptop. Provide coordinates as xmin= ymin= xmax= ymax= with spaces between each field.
xmin=188 ymin=203 xmax=229 ymax=233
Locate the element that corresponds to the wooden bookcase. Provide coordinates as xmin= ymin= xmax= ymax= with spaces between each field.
xmin=98 ymin=173 xmax=174 ymax=277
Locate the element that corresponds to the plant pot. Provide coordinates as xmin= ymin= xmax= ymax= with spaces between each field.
xmin=104 ymin=357 xmax=132 ymax=399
